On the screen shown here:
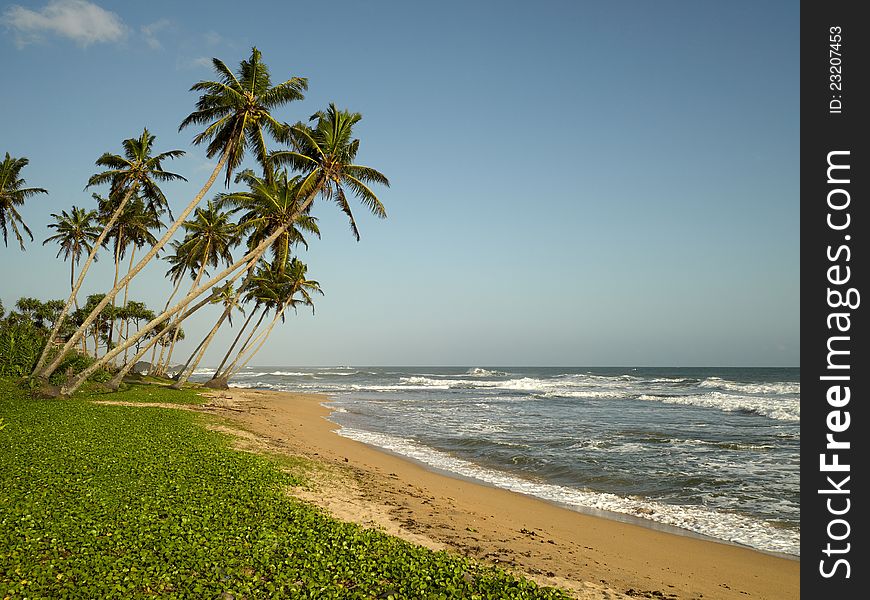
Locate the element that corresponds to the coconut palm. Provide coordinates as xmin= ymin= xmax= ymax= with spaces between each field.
xmin=271 ymin=103 xmax=389 ymax=240
xmin=180 ymin=47 xmax=308 ymax=186
xmin=97 ymin=194 xmax=165 ymax=360
xmin=122 ymin=199 xmax=238 ymax=383
xmin=218 ymin=169 xmax=320 ymax=270
xmin=43 ymin=206 xmax=101 ymax=306
xmin=171 ymin=283 xmax=242 ymax=388
xmin=152 ymin=200 xmax=238 ymax=376
xmin=43 ymin=49 xmax=307 ymax=384
xmin=147 ymin=241 xmax=198 ymax=373
xmin=204 ymin=170 xmax=318 ymax=382
xmin=1 ymin=153 xmax=48 ymax=250
xmin=33 ymin=131 xmax=185 ymax=377
xmin=217 ymin=258 xmax=321 ymax=385
xmin=62 ymin=102 xmax=387 ymax=395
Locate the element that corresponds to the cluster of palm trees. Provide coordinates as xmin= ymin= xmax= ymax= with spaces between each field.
xmin=1 ymin=47 xmax=389 ymax=396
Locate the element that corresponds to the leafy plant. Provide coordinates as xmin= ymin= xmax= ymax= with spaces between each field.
xmin=0 ymin=320 xmax=46 ymax=377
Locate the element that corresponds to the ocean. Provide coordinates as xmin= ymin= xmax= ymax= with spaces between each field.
xmin=190 ymin=366 xmax=800 ymax=557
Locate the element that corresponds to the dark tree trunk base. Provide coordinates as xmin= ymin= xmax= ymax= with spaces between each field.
xmin=203 ymin=376 xmax=229 ymax=390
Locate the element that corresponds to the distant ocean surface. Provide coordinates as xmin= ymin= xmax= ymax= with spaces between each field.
xmin=190 ymin=366 xmax=800 ymax=556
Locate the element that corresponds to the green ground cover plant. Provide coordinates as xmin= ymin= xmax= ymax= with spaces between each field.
xmin=0 ymin=379 xmax=568 ymax=599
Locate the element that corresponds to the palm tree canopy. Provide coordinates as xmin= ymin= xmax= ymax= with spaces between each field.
xmin=179 ymin=47 xmax=308 ymax=186
xmin=217 ymin=169 xmax=319 ymax=270
xmin=271 ymin=103 xmax=389 ymax=240
xmin=175 ymin=199 xmax=239 ymax=275
xmin=163 ymin=240 xmax=197 ymax=284
xmin=250 ymin=257 xmax=323 ymax=317
xmin=1 ymin=153 xmax=48 ymax=249
xmin=96 ymin=194 xmax=165 ymax=261
xmin=86 ymin=129 xmax=186 ymax=220
xmin=43 ymin=206 xmax=102 ymax=262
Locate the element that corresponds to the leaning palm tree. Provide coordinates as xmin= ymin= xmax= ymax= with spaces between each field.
xmin=152 ymin=200 xmax=238 ymax=376
xmin=171 ymin=283 xmax=243 ymax=388
xmin=98 ymin=194 xmax=165 ymax=361
xmin=200 ymin=169 xmax=319 ymax=381
xmin=41 ymin=48 xmax=307 ymax=383
xmin=218 ymin=169 xmax=320 ymax=271
xmin=62 ymin=102 xmax=387 ymax=395
xmin=32 ymin=131 xmax=185 ymax=377
xmin=217 ymin=258 xmax=321 ymax=386
xmin=43 ymin=206 xmax=101 ymax=307
xmin=271 ymin=103 xmax=389 ymax=240
xmin=1 ymin=153 xmax=48 ymax=250
xmin=147 ymin=241 xmax=197 ymax=374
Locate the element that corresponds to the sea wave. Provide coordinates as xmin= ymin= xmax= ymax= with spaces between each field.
xmin=336 ymin=427 xmax=799 ymax=556
xmin=637 ymin=392 xmax=800 ymax=422
xmin=699 ymin=377 xmax=800 ymax=395
xmin=466 ymin=367 xmax=509 ymax=377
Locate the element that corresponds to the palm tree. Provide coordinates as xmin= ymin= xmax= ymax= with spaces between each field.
xmin=152 ymin=200 xmax=238 ymax=376
xmin=62 ymin=101 xmax=387 ymax=395
xmin=216 ymin=258 xmax=321 ymax=386
xmin=180 ymin=47 xmax=308 ymax=186
xmin=43 ymin=48 xmax=307 ymax=384
xmin=219 ymin=169 xmax=320 ymax=270
xmin=121 ymin=199 xmax=237 ymax=383
xmin=205 ymin=170 xmax=318 ymax=382
xmin=1 ymin=153 xmax=48 ymax=250
xmin=147 ymin=241 xmax=197 ymax=374
xmin=43 ymin=206 xmax=101 ymax=307
xmin=97 ymin=194 xmax=165 ymax=361
xmin=271 ymin=103 xmax=389 ymax=240
xmin=171 ymin=283 xmax=242 ymax=388
xmin=33 ymin=131 xmax=185 ymax=377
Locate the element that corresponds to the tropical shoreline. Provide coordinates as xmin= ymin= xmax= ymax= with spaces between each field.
xmin=206 ymin=385 xmax=799 ymax=600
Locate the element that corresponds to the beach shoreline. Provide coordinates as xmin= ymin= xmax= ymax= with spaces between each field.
xmin=199 ymin=386 xmax=799 ymax=600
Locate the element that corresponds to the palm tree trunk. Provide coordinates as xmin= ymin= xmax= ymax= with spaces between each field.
xmin=32 ymin=185 xmax=137 ymax=376
xmin=107 ymin=236 xmax=122 ymax=366
xmin=107 ymin=292 xmax=211 ymax=389
xmin=160 ymin=260 xmax=208 ymax=374
xmin=41 ymin=151 xmax=231 ymax=380
xmin=218 ymin=308 xmax=267 ymax=379
xmin=228 ymin=305 xmax=288 ymax=380
xmin=72 ymin=256 xmax=87 ymax=355
xmin=212 ymin=308 xmax=257 ymax=379
xmin=70 ymin=258 xmax=77 ymax=309
xmin=61 ymin=182 xmax=323 ymax=395
xmin=171 ymin=309 xmax=231 ymax=388
xmin=148 ymin=275 xmax=185 ymax=374
xmin=121 ymin=246 xmax=136 ymax=366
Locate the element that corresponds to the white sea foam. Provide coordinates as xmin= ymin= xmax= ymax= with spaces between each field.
xmin=267 ymin=371 xmax=312 ymax=376
xmin=192 ymin=368 xmax=215 ymax=375
xmin=699 ymin=377 xmax=800 ymax=395
xmin=466 ymin=367 xmax=509 ymax=377
xmin=637 ymin=392 xmax=800 ymax=422
xmin=335 ymin=427 xmax=799 ymax=556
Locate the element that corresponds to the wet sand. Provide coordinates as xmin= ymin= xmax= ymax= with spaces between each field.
xmin=192 ymin=387 xmax=800 ymax=600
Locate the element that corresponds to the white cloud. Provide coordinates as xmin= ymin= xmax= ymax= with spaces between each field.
xmin=141 ymin=18 xmax=171 ymax=50
xmin=176 ymin=55 xmax=213 ymax=71
xmin=203 ymin=30 xmax=222 ymax=47
xmin=3 ymin=0 xmax=126 ymax=46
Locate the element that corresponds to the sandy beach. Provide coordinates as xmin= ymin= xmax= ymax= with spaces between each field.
xmin=193 ymin=387 xmax=799 ymax=600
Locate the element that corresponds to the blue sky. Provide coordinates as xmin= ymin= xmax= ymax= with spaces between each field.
xmin=1 ymin=0 xmax=799 ymax=367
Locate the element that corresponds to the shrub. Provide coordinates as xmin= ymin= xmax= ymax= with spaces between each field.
xmin=0 ymin=320 xmax=47 ymax=377
xmin=47 ymin=350 xmax=114 ymax=385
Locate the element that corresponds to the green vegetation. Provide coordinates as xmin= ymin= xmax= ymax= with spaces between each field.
xmin=0 ymin=380 xmax=568 ymax=599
